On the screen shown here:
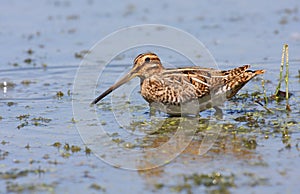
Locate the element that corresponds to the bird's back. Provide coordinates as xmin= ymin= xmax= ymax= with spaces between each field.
xmin=140 ymin=65 xmax=264 ymax=106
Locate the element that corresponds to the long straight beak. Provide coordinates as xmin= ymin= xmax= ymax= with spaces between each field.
xmin=91 ymin=71 xmax=136 ymax=105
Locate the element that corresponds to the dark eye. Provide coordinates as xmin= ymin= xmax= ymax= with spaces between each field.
xmin=145 ymin=57 xmax=151 ymax=63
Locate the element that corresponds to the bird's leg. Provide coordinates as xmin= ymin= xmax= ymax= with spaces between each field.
xmin=149 ymin=105 xmax=157 ymax=117
xmin=213 ymin=106 xmax=223 ymax=119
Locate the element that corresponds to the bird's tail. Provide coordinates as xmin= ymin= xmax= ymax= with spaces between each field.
xmin=223 ymin=65 xmax=265 ymax=98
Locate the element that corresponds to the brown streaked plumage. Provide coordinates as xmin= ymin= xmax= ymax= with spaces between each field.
xmin=91 ymin=53 xmax=265 ymax=115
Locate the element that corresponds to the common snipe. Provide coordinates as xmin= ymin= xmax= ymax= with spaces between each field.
xmin=92 ymin=53 xmax=265 ymax=115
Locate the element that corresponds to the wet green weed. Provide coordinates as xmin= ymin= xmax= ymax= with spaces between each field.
xmin=6 ymin=182 xmax=56 ymax=193
xmin=156 ymin=172 xmax=235 ymax=194
xmin=51 ymin=142 xmax=92 ymax=158
xmin=0 ymin=168 xmax=45 ymax=180
xmin=16 ymin=114 xmax=52 ymax=129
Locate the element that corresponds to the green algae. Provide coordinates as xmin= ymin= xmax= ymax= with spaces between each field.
xmin=6 ymin=182 xmax=56 ymax=193
xmin=167 ymin=172 xmax=235 ymax=194
xmin=16 ymin=114 xmax=52 ymax=129
xmin=52 ymin=142 xmax=62 ymax=148
xmin=90 ymin=183 xmax=106 ymax=191
xmin=56 ymin=91 xmax=64 ymax=98
xmin=0 ymin=168 xmax=45 ymax=180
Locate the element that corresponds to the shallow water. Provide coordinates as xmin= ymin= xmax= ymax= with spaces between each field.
xmin=1 ymin=0 xmax=300 ymax=193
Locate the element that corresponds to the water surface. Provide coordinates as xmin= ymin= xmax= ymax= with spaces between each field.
xmin=1 ymin=0 xmax=300 ymax=193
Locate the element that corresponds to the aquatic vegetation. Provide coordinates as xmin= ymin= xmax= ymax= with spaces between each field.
xmin=5 ymin=182 xmax=56 ymax=193
xmin=23 ymin=58 xmax=32 ymax=64
xmin=1 ymin=140 xmax=9 ymax=145
xmin=85 ymin=146 xmax=92 ymax=155
xmin=26 ymin=48 xmax=34 ymax=55
xmin=24 ymin=143 xmax=30 ymax=149
xmin=272 ymin=44 xmax=291 ymax=110
xmin=0 ymin=149 xmax=9 ymax=160
xmin=71 ymin=145 xmax=81 ymax=152
xmin=90 ymin=183 xmax=106 ymax=192
xmin=0 ymin=168 xmax=45 ymax=180
xmin=31 ymin=117 xmax=52 ymax=126
xmin=56 ymin=91 xmax=64 ymax=98
xmin=16 ymin=114 xmax=30 ymax=120
xmin=50 ymin=142 xmax=93 ymax=158
xmin=16 ymin=114 xmax=52 ymax=129
xmin=64 ymin=143 xmax=70 ymax=151
xmin=6 ymin=102 xmax=16 ymax=106
xmin=156 ymin=172 xmax=235 ymax=193
xmin=74 ymin=50 xmax=90 ymax=59
xmin=0 ymin=81 xmax=15 ymax=88
xmin=52 ymin=142 xmax=62 ymax=148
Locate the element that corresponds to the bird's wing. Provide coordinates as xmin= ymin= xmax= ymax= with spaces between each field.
xmin=140 ymin=67 xmax=212 ymax=105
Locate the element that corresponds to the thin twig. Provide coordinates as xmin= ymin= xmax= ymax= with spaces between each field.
xmin=262 ymin=79 xmax=268 ymax=105
xmin=255 ymin=100 xmax=274 ymax=114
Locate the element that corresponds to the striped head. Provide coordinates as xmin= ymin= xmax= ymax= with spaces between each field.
xmin=91 ymin=53 xmax=163 ymax=104
xmin=132 ymin=53 xmax=164 ymax=79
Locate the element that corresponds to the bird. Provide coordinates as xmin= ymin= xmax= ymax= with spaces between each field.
xmin=91 ymin=53 xmax=265 ymax=116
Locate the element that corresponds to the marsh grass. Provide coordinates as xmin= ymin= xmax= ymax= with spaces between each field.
xmin=257 ymin=44 xmax=291 ymax=113
xmin=274 ymin=44 xmax=291 ymax=111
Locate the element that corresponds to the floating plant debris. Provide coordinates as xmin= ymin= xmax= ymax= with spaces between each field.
xmin=56 ymin=91 xmax=64 ymax=98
